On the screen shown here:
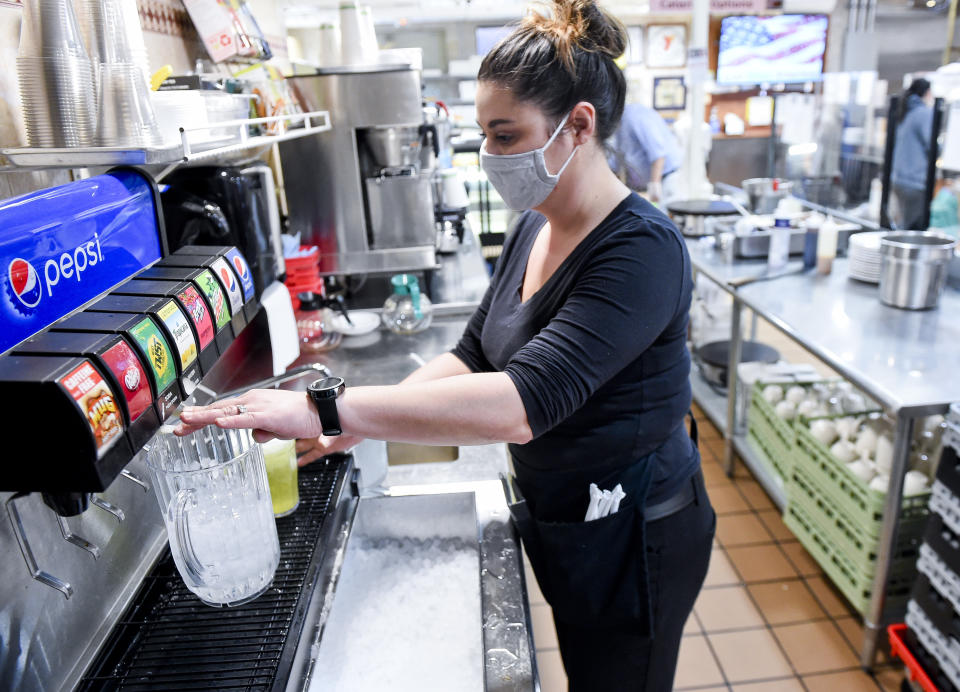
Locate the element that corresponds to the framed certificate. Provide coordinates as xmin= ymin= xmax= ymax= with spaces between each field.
xmin=653 ymin=76 xmax=687 ymax=111
xmin=647 ymin=24 xmax=687 ymax=68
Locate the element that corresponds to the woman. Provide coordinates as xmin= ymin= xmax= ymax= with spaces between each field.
xmin=177 ymin=1 xmax=714 ymax=688
xmin=891 ymin=77 xmax=935 ymax=230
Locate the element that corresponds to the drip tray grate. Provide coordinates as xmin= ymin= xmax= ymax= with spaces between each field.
xmin=77 ymin=457 xmax=350 ymax=691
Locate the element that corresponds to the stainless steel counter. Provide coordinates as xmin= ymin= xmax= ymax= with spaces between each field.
xmin=688 ymin=239 xmax=960 ymax=416
xmin=686 ymin=237 xmax=960 ymax=669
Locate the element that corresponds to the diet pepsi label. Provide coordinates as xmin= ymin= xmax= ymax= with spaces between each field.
xmin=210 ymin=257 xmax=244 ymax=314
xmin=224 ymin=247 xmax=255 ymax=301
xmin=0 ymin=172 xmax=164 ymax=354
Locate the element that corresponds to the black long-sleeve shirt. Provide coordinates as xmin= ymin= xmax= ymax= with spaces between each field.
xmin=452 ymin=193 xmax=698 ymax=503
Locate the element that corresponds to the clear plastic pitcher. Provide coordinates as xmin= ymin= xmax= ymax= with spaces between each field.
xmin=144 ymin=424 xmax=280 ymax=607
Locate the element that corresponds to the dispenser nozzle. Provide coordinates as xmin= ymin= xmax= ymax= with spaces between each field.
xmin=6 ymin=493 xmax=73 ymax=599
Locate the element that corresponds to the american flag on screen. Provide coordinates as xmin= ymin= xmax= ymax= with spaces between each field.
xmin=717 ymin=15 xmax=828 ymax=85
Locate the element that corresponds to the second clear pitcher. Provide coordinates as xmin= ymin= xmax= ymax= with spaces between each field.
xmin=144 ymin=423 xmax=280 ymax=607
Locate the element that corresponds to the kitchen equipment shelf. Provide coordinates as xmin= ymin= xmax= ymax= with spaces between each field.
xmin=0 ymin=110 xmax=331 ymax=180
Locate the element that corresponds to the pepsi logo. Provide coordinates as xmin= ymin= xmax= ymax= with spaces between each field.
xmin=220 ymin=267 xmax=237 ymax=293
xmin=9 ymin=258 xmax=42 ymax=309
xmin=232 ymin=255 xmax=249 ymax=280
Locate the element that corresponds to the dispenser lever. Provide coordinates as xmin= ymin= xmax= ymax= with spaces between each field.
xmin=91 ymin=495 xmax=125 ymax=523
xmin=55 ymin=513 xmax=102 ymax=560
xmin=120 ymin=469 xmax=150 ymax=493
xmin=5 ymin=493 xmax=74 ymax=599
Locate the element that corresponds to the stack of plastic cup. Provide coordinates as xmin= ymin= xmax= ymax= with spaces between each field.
xmin=97 ymin=63 xmax=163 ymax=147
xmin=75 ymin=0 xmax=151 ymax=87
xmin=339 ymin=2 xmax=367 ymax=65
xmin=72 ymin=0 xmax=161 ymax=147
xmin=359 ymin=6 xmax=378 ymax=62
xmin=16 ymin=0 xmax=97 ymax=147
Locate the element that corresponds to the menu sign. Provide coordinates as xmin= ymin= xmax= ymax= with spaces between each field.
xmin=196 ymin=269 xmax=231 ymax=329
xmin=177 ymin=285 xmax=215 ymax=350
xmin=99 ymin=338 xmax=153 ymax=422
xmin=57 ymin=360 xmax=123 ymax=455
xmin=157 ymin=299 xmax=198 ymax=370
xmin=210 ymin=257 xmax=244 ymax=315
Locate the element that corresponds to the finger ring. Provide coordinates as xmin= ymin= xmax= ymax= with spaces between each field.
xmin=236 ymin=404 xmax=247 ymax=415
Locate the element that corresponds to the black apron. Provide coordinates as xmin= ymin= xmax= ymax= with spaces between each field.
xmin=504 ymin=416 xmax=699 ymax=637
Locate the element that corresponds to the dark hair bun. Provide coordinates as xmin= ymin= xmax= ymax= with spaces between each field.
xmin=478 ymin=0 xmax=628 ymax=140
xmin=523 ymin=0 xmax=627 ymax=75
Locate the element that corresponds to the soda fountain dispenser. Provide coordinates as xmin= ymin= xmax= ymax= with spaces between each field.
xmin=0 ymin=168 xmax=270 ymax=600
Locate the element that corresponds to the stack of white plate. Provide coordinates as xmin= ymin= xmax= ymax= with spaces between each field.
xmin=848 ymin=231 xmax=886 ymax=283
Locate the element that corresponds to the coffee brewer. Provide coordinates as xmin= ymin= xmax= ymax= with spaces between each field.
xmin=281 ymin=64 xmax=437 ymax=276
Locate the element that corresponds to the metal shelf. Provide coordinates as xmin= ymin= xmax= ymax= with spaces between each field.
xmin=0 ymin=110 xmax=331 ymax=177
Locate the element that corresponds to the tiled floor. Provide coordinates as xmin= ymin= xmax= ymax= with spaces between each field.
xmin=525 ymin=408 xmax=906 ymax=691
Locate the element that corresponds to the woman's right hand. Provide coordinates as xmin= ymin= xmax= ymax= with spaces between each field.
xmin=296 ymin=434 xmax=364 ymax=467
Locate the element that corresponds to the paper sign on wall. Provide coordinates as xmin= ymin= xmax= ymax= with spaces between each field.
xmin=182 ymin=0 xmax=237 ymax=62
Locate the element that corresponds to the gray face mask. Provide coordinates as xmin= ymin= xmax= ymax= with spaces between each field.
xmin=479 ymin=113 xmax=579 ymax=212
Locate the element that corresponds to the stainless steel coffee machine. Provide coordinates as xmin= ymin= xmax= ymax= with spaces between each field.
xmin=281 ymin=64 xmax=437 ymax=276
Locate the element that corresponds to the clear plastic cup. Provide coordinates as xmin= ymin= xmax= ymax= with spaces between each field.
xmin=261 ymin=438 xmax=300 ymax=517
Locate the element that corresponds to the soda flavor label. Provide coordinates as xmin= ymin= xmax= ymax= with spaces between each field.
xmin=129 ymin=317 xmax=176 ymax=393
xmin=177 ymin=285 xmax=214 ymax=349
xmin=225 ymin=248 xmax=255 ymax=301
xmin=196 ymin=270 xmax=231 ymax=329
xmin=210 ymin=257 xmax=244 ymax=315
xmin=100 ymin=338 xmax=153 ymax=422
xmin=57 ymin=360 xmax=123 ymax=455
xmin=157 ymin=299 xmax=198 ymax=370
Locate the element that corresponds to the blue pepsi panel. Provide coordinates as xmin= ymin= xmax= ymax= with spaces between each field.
xmin=0 ymin=170 xmax=164 ymax=354
xmin=224 ymin=247 xmax=255 ymax=301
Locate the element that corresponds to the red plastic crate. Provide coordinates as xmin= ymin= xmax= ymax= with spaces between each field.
xmin=889 ymin=623 xmax=939 ymax=692
xmin=283 ymin=246 xmax=322 ymax=309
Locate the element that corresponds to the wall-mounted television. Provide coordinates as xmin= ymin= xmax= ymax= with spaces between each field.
xmin=717 ymin=14 xmax=828 ymax=86
xmin=475 ymin=25 xmax=513 ymax=56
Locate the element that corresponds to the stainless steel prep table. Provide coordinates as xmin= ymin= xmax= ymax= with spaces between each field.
xmin=686 ymin=238 xmax=960 ymax=669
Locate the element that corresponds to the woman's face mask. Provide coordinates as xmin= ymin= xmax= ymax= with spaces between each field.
xmin=480 ymin=113 xmax=579 ymax=212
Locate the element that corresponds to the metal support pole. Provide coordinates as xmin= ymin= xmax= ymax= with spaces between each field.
xmin=944 ymin=0 xmax=959 ymax=67
xmin=861 ymin=414 xmax=915 ymax=669
xmin=922 ymin=99 xmax=946 ymax=231
xmin=724 ymin=298 xmax=744 ymax=475
xmin=879 ymin=96 xmax=900 ymax=230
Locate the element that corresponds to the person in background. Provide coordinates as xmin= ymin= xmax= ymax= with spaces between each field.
xmin=606 ymin=101 xmax=683 ymax=205
xmin=891 ymin=77 xmax=935 ymax=230
xmin=176 ymin=0 xmax=713 ymax=689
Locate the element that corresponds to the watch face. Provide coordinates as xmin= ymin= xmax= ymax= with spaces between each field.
xmin=310 ymin=376 xmax=344 ymax=395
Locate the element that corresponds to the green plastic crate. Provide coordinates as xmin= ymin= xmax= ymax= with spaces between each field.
xmin=787 ymin=463 xmax=924 ymax=576
xmin=784 ymin=496 xmax=915 ymax=616
xmin=793 ymin=421 xmax=930 ymax=538
xmin=747 ymin=429 xmax=787 ymax=486
xmin=748 ymin=382 xmax=800 ymax=479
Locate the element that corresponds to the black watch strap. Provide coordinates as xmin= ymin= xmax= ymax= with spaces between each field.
xmin=308 ymin=377 xmax=345 ymax=437
xmin=314 ymin=396 xmax=341 ymax=436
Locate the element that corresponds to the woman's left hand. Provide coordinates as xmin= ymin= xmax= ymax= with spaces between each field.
xmin=175 ymin=389 xmax=323 ymax=442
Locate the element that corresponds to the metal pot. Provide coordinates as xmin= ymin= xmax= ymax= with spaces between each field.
xmin=741 ymin=178 xmax=794 ymax=214
xmin=697 ymin=340 xmax=780 ymax=389
xmin=879 ymin=232 xmax=957 ymax=310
